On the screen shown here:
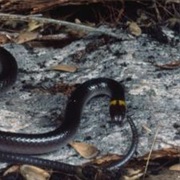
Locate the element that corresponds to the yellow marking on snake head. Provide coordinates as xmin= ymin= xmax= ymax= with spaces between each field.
xmin=110 ymin=100 xmax=126 ymax=107
xmin=110 ymin=100 xmax=117 ymax=106
xmin=118 ymin=100 xmax=126 ymax=107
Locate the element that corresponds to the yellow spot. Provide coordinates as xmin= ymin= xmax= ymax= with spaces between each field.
xmin=110 ymin=100 xmax=117 ymax=106
xmin=110 ymin=100 xmax=126 ymax=107
xmin=118 ymin=100 xmax=126 ymax=107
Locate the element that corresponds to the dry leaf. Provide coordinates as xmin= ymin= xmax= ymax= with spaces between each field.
xmin=28 ymin=20 xmax=43 ymax=31
xmin=0 ymin=34 xmax=9 ymax=44
xmin=90 ymin=154 xmax=121 ymax=166
xmin=51 ymin=64 xmax=77 ymax=72
xmin=142 ymin=124 xmax=152 ymax=134
xmin=124 ymin=174 xmax=143 ymax=180
xmin=75 ymin=18 xmax=81 ymax=24
xmin=142 ymin=148 xmax=180 ymax=160
xmin=69 ymin=141 xmax=99 ymax=159
xmin=124 ymin=168 xmax=144 ymax=180
xmin=3 ymin=165 xmax=19 ymax=176
xmin=166 ymin=18 xmax=180 ymax=28
xmin=16 ymin=31 xmax=39 ymax=44
xmin=155 ymin=60 xmax=180 ymax=70
xmin=169 ymin=164 xmax=180 ymax=171
xmin=127 ymin=22 xmax=142 ymax=36
xmin=20 ymin=165 xmax=50 ymax=180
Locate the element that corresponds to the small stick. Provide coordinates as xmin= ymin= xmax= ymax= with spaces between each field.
xmin=143 ymin=123 xmax=161 ymax=179
xmin=0 ymin=13 xmax=125 ymax=40
xmin=37 ymin=34 xmax=69 ymax=41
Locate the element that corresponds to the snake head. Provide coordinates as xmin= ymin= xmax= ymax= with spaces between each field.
xmin=109 ymin=99 xmax=126 ymax=126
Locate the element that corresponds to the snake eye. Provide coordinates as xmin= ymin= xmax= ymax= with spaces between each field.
xmin=109 ymin=100 xmax=126 ymax=125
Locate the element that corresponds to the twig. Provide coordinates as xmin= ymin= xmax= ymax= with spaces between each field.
xmin=0 ymin=13 xmax=125 ymax=40
xmin=37 ymin=34 xmax=69 ymax=41
xmin=142 ymin=123 xmax=161 ymax=179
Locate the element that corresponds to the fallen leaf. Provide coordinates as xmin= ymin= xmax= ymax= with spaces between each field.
xmin=20 ymin=165 xmax=50 ymax=180
xmin=142 ymin=124 xmax=152 ymax=134
xmin=0 ymin=34 xmax=9 ymax=44
xmin=69 ymin=141 xmax=99 ymax=159
xmin=141 ymin=147 xmax=180 ymax=160
xmin=124 ymin=168 xmax=144 ymax=180
xmin=127 ymin=22 xmax=142 ymax=36
xmin=169 ymin=164 xmax=180 ymax=171
xmin=3 ymin=165 xmax=19 ymax=176
xmin=28 ymin=20 xmax=43 ymax=31
xmin=90 ymin=154 xmax=121 ymax=166
xmin=75 ymin=18 xmax=81 ymax=24
xmin=16 ymin=31 xmax=39 ymax=44
xmin=155 ymin=60 xmax=180 ymax=70
xmin=51 ymin=64 xmax=77 ymax=72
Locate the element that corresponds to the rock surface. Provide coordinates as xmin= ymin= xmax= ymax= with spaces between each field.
xmin=0 ymin=27 xmax=179 ymax=168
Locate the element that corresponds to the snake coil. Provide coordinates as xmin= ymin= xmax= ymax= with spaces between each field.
xmin=0 ymin=47 xmax=138 ymax=176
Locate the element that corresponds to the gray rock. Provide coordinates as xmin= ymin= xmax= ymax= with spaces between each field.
xmin=0 ymin=27 xmax=179 ymax=168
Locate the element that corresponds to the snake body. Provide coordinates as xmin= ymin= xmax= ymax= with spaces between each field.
xmin=0 ymin=47 xmax=138 ymax=174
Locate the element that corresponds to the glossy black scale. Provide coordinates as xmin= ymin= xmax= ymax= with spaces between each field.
xmin=0 ymin=47 xmax=138 ymax=174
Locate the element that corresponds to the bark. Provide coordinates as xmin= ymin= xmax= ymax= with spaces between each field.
xmin=0 ymin=0 xmax=121 ymax=14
